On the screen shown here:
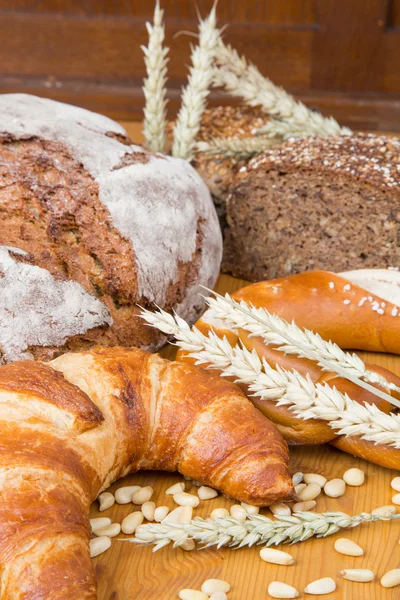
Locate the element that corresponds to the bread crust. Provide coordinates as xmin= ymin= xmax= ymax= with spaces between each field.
xmin=0 ymin=347 xmax=293 ymax=598
xmin=223 ymin=134 xmax=400 ymax=280
xmin=0 ymin=94 xmax=223 ymax=361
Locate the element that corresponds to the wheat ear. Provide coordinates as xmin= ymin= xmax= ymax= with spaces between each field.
xmin=213 ymin=41 xmax=351 ymax=138
xmin=196 ymin=135 xmax=279 ymax=159
xmin=171 ymin=5 xmax=220 ymax=160
xmin=140 ymin=308 xmax=400 ymax=448
xmin=142 ymin=1 xmax=169 ymax=153
xmin=205 ymin=291 xmax=400 ymax=410
xmin=125 ymin=511 xmax=400 ymax=552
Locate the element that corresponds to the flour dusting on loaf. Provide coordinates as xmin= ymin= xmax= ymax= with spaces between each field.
xmin=0 ymin=246 xmax=111 ymax=363
xmin=0 ymin=94 xmax=222 ymax=359
xmin=0 ymin=94 xmax=221 ymax=307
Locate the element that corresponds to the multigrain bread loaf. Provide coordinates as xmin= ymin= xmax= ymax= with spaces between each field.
xmin=223 ymin=134 xmax=400 ymax=281
xmin=0 ymin=94 xmax=222 ymax=363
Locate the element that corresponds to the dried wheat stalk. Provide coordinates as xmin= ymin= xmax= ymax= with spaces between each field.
xmin=142 ymin=1 xmax=169 ymax=153
xmin=172 ymin=5 xmax=220 ymax=160
xmin=126 ymin=511 xmax=400 ymax=552
xmin=140 ymin=307 xmax=400 ymax=448
xmin=196 ymin=135 xmax=279 ymax=159
xmin=213 ymin=41 xmax=351 ymax=139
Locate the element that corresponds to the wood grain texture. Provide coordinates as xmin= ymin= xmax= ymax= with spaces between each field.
xmin=2 ymin=0 xmax=400 ymax=129
xmin=90 ymin=274 xmax=400 ymax=600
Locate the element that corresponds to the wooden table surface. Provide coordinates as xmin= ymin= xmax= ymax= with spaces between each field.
xmin=90 ymin=273 xmax=400 ymax=600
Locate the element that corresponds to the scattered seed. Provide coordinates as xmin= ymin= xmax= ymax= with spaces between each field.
xmin=209 ymin=593 xmax=228 ymax=600
xmin=98 ymin=492 xmax=115 ymax=512
xmin=121 ymin=511 xmax=144 ymax=534
xmin=391 ymin=477 xmax=400 ymax=492
xmin=293 ymin=500 xmax=316 ymax=512
xmin=343 ymin=468 xmax=365 ymax=486
xmin=173 ymin=492 xmax=200 ymax=508
xmin=324 ymin=479 xmax=346 ymax=498
xmin=334 ymin=538 xmax=364 ymax=556
xmin=260 ymin=547 xmax=295 ymax=565
xmin=303 ymin=473 xmax=327 ymax=487
xmin=90 ymin=517 xmax=111 ymax=534
xmin=154 ymin=505 xmax=170 ymax=522
xmin=230 ymin=504 xmax=247 ymax=521
xmin=178 ymin=590 xmax=208 ymax=600
xmin=269 ymin=502 xmax=291 ymax=516
xmin=180 ymin=539 xmax=196 ymax=551
xmin=304 ymin=577 xmax=336 ymax=595
xmin=115 ymin=485 xmax=141 ymax=504
xmin=141 ymin=501 xmax=156 ymax=521
xmin=381 ymin=568 xmax=400 ymax=588
xmin=163 ymin=505 xmax=193 ymax=524
xmin=241 ymin=502 xmax=260 ymax=515
xmin=268 ymin=581 xmax=299 ymax=598
xmin=294 ymin=483 xmax=307 ymax=495
xmin=94 ymin=523 xmax=121 ymax=538
xmin=392 ymin=493 xmax=400 ymax=505
xmin=132 ymin=486 xmax=153 ymax=505
xmin=298 ymin=483 xmax=321 ymax=501
xmin=89 ymin=536 xmax=112 ymax=558
xmin=210 ymin=508 xmax=230 ymax=520
xmin=371 ymin=505 xmax=396 ymax=518
xmin=340 ymin=569 xmax=374 ymax=582
xmin=201 ymin=579 xmax=230 ymax=595
xmin=292 ymin=472 xmax=304 ymax=486
xmin=166 ymin=482 xmax=185 ymax=495
xmin=198 ymin=486 xmax=218 ymax=500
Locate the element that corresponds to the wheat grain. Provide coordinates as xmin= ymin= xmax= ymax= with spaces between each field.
xmin=172 ymin=5 xmax=220 ymax=160
xmin=142 ymin=1 xmax=169 ymax=153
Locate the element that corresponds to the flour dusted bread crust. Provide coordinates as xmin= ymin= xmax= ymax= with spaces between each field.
xmin=0 ymin=94 xmax=222 ymax=362
xmin=0 ymin=346 xmax=292 ymax=598
xmin=223 ymin=133 xmax=400 ymax=281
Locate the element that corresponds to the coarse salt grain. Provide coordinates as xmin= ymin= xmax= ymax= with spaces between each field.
xmin=392 ymin=307 xmax=399 ymax=316
xmin=377 ymin=308 xmax=385 ymax=315
xmin=343 ymin=299 xmax=351 ymax=305
xmin=343 ymin=284 xmax=351 ymax=291
xmin=328 ymin=282 xmax=335 ymax=289
xmin=358 ymin=297 xmax=367 ymax=306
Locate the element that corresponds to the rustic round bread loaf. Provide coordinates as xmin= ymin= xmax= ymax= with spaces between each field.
xmin=224 ymin=133 xmax=400 ymax=281
xmin=0 ymin=94 xmax=222 ymax=363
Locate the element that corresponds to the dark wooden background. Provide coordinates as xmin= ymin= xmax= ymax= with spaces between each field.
xmin=1 ymin=0 xmax=400 ymax=130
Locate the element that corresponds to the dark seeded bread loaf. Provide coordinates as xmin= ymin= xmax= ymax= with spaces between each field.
xmin=0 ymin=94 xmax=222 ymax=363
xmin=223 ymin=133 xmax=400 ymax=281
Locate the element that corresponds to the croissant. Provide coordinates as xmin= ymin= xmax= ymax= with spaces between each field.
xmin=176 ymin=270 xmax=400 ymax=469
xmin=0 ymin=346 xmax=292 ymax=598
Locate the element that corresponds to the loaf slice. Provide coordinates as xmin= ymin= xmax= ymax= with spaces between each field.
xmin=223 ymin=134 xmax=400 ymax=281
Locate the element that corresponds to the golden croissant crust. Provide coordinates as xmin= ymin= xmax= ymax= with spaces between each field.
xmin=0 ymin=346 xmax=292 ymax=599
